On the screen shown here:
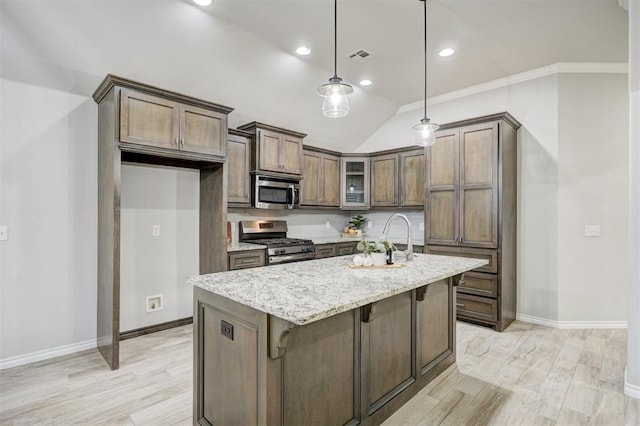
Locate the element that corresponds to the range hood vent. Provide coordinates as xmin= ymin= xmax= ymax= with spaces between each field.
xmin=347 ymin=49 xmax=376 ymax=64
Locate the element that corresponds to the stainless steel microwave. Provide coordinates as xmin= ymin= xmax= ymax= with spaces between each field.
xmin=252 ymin=175 xmax=300 ymax=210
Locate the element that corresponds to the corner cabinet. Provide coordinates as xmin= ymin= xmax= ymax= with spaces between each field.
xmin=341 ymin=156 xmax=370 ymax=209
xmin=237 ymin=122 xmax=306 ymax=176
xmin=227 ymin=128 xmax=253 ymax=207
xmin=424 ymin=112 xmax=520 ymax=332
xmin=301 ymin=146 xmax=341 ymax=207
xmin=92 ymin=75 xmax=233 ymax=369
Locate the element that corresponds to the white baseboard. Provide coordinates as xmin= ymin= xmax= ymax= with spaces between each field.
xmin=0 ymin=339 xmax=97 ymax=371
xmin=516 ymin=313 xmax=628 ymax=329
xmin=625 ymin=368 xmax=640 ymax=399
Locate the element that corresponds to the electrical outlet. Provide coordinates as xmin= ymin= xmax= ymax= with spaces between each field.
xmin=367 ymin=221 xmax=373 ymax=230
xmin=0 ymin=226 xmax=7 ymax=241
xmin=325 ymin=221 xmax=331 ymax=229
xmin=585 ymin=225 xmax=601 ymax=237
xmin=146 ymin=295 xmax=163 ymax=313
xmin=221 ymin=320 xmax=234 ymax=340
xmin=152 ymin=225 xmax=160 ymax=237
xmin=419 ymin=222 xmax=424 ymax=232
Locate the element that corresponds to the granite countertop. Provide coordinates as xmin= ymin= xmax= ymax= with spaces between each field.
xmin=226 ymin=242 xmax=266 ymax=252
xmin=189 ymin=254 xmax=487 ymax=326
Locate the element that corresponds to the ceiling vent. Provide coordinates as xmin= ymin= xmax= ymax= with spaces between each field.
xmin=347 ymin=49 xmax=376 ymax=64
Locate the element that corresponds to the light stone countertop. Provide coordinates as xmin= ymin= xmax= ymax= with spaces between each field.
xmin=311 ymin=236 xmax=426 ymax=246
xmin=189 ymin=253 xmax=487 ymax=326
xmin=226 ymin=242 xmax=266 ymax=252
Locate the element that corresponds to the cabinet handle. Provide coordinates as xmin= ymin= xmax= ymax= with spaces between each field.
xmin=175 ymin=137 xmax=179 ymax=147
xmin=456 ymin=303 xmax=465 ymax=308
xmin=180 ymin=138 xmax=184 ymax=147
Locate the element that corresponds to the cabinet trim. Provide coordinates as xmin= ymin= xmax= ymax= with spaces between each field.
xmin=237 ymin=121 xmax=307 ymax=139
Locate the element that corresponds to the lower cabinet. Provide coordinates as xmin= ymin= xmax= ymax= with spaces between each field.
xmin=315 ymin=244 xmax=337 ymax=259
xmin=227 ymin=250 xmax=266 ymax=270
xmin=336 ymin=241 xmax=358 ymax=256
xmin=193 ymin=278 xmax=456 ymax=425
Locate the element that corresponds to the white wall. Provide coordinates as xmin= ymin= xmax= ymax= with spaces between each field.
xmin=359 ymin=74 xmax=562 ymax=321
xmin=359 ymin=71 xmax=630 ymax=324
xmin=119 ymin=165 xmax=199 ymax=332
xmin=0 ymin=79 xmax=97 ymax=362
xmin=557 ymin=73 xmax=629 ymax=322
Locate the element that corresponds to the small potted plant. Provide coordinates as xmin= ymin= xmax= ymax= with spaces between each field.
xmin=356 ymin=238 xmax=387 ymax=266
xmin=349 ymin=215 xmax=366 ymax=236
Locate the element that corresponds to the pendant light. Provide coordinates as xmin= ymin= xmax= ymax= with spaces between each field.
xmin=317 ymin=0 xmax=353 ymax=118
xmin=413 ymin=0 xmax=439 ymax=146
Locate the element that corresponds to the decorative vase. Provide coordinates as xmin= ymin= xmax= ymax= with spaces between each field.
xmin=370 ymin=252 xmax=386 ymax=266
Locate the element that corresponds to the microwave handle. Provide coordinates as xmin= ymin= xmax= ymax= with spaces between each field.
xmin=287 ymin=185 xmax=295 ymax=210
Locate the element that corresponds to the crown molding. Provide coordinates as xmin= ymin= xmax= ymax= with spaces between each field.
xmin=397 ymin=62 xmax=629 ymax=114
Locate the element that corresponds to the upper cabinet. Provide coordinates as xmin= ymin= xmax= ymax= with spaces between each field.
xmin=302 ymin=147 xmax=341 ymax=207
xmin=341 ymin=156 xmax=370 ymax=209
xmin=370 ymin=153 xmax=399 ymax=207
xmin=227 ymin=128 xmax=253 ymax=207
xmin=237 ymin=122 xmax=306 ymax=176
xmin=370 ymin=148 xmax=425 ymax=208
xmin=114 ymin=83 xmax=232 ymax=161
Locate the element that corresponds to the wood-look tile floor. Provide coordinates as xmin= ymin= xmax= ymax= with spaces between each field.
xmin=1 ymin=321 xmax=638 ymax=425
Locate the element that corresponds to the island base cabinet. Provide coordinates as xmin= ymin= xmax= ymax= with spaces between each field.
xmin=194 ymin=278 xmax=458 ymax=426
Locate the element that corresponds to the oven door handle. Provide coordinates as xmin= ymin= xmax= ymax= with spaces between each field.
xmin=287 ymin=184 xmax=295 ymax=210
xmin=269 ymin=253 xmax=315 ymax=264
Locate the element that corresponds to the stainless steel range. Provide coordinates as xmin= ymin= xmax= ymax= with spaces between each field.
xmin=239 ymin=220 xmax=316 ymax=265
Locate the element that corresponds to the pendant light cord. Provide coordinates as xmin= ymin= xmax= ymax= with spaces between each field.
xmin=334 ymin=0 xmax=338 ymax=78
xmin=423 ymin=0 xmax=427 ymax=119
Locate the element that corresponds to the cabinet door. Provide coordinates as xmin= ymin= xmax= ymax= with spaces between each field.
xmin=426 ymin=130 xmax=459 ymax=245
xmin=119 ymin=89 xmax=179 ymax=150
xmin=281 ymin=135 xmax=303 ymax=175
xmin=459 ymin=122 xmax=499 ymax=248
xmin=321 ymin=154 xmax=340 ymax=206
xmin=417 ymin=279 xmax=453 ymax=375
xmin=302 ymin=151 xmax=321 ymax=205
xmin=370 ymin=154 xmax=399 ymax=207
xmin=341 ymin=157 xmax=370 ymax=208
xmin=227 ymin=134 xmax=251 ymax=205
xmin=315 ymin=244 xmax=337 ymax=258
xmin=361 ymin=293 xmax=414 ymax=414
xmin=179 ymin=104 xmax=226 ymax=157
xmin=400 ymin=149 xmax=425 ymax=207
xmin=258 ymin=129 xmax=282 ymax=173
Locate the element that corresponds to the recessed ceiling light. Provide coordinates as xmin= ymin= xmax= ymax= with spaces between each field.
xmin=359 ymin=79 xmax=372 ymax=86
xmin=296 ymin=46 xmax=311 ymax=56
xmin=439 ymin=48 xmax=455 ymax=57
xmin=193 ymin=0 xmax=212 ymax=5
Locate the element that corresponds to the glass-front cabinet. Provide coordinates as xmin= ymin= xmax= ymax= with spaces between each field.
xmin=340 ymin=156 xmax=370 ymax=209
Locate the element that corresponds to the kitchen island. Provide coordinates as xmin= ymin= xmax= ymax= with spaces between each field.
xmin=189 ymin=253 xmax=487 ymax=426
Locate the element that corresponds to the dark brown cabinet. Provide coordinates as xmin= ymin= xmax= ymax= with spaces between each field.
xmin=301 ymin=147 xmax=340 ymax=207
xmin=227 ymin=129 xmax=252 ymax=206
xmin=370 ymin=148 xmax=425 ymax=208
xmin=425 ymin=112 xmax=520 ymax=331
xmin=238 ymin=122 xmax=305 ymax=176
xmin=315 ymin=244 xmax=337 ymax=259
xmin=227 ymin=249 xmax=266 ymax=270
xmin=120 ymin=88 xmax=227 ymax=159
xmin=93 ymin=75 xmax=232 ymax=369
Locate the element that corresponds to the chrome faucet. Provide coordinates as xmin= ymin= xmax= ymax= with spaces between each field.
xmin=382 ymin=213 xmax=413 ymax=261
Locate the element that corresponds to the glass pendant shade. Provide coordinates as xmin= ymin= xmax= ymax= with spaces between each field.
xmin=318 ymin=77 xmax=353 ymax=118
xmin=412 ymin=117 xmax=440 ymax=146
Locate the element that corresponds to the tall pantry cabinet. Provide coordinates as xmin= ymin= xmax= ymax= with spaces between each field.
xmin=424 ymin=112 xmax=520 ymax=332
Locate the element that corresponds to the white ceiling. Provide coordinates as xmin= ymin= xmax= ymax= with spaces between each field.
xmin=207 ymin=0 xmax=629 ymax=105
xmin=0 ymin=0 xmax=629 ymax=152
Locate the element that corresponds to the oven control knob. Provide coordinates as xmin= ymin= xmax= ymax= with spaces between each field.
xmin=278 ymin=248 xmax=286 ymax=254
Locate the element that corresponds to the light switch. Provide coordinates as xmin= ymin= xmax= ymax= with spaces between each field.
xmin=0 ymin=226 xmax=7 ymax=241
xmin=419 ymin=222 xmax=424 ymax=232
xmin=152 ymin=225 xmax=160 ymax=237
xmin=367 ymin=221 xmax=373 ymax=230
xmin=585 ymin=225 xmax=600 ymax=237
xmin=325 ymin=221 xmax=331 ymax=229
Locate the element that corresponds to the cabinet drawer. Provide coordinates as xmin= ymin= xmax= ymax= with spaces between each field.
xmin=425 ymin=246 xmax=497 ymax=273
xmin=458 ymin=271 xmax=498 ymax=298
xmin=456 ymin=293 xmax=497 ymax=324
xmin=336 ymin=242 xmax=357 ymax=256
xmin=315 ymin=244 xmax=337 ymax=259
xmin=228 ymin=250 xmax=265 ymax=270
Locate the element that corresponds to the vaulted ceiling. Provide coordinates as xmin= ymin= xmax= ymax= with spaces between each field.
xmin=0 ymin=0 xmax=629 ymax=151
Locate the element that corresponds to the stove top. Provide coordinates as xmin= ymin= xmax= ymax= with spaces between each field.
xmin=249 ymin=237 xmax=313 ymax=247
